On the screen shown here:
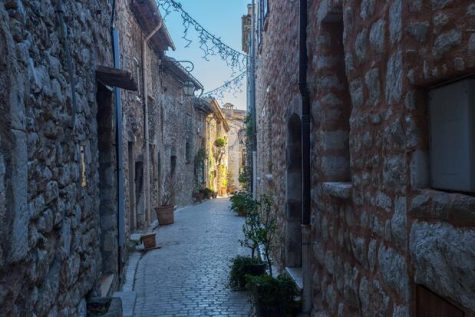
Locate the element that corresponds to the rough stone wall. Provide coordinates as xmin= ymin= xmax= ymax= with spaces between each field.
xmin=192 ymin=105 xmax=209 ymax=189
xmin=205 ymin=110 xmax=229 ymax=194
xmin=0 ymin=1 xmax=113 ymax=316
xmin=256 ymin=0 xmax=475 ymax=315
xmin=115 ymin=0 xmax=147 ymax=232
xmin=159 ymin=71 xmax=195 ymax=207
xmin=255 ymin=0 xmax=300 ymax=268
xmin=402 ymin=1 xmax=475 ymax=313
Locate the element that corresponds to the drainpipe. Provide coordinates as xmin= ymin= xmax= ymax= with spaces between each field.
xmin=299 ymin=0 xmax=312 ymax=314
xmin=143 ymin=22 xmax=163 ymax=225
xmin=250 ymin=0 xmax=257 ymax=199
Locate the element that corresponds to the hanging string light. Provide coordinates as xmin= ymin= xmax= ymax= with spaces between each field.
xmin=157 ymin=0 xmax=248 ymax=74
xmin=202 ymin=71 xmax=247 ymax=101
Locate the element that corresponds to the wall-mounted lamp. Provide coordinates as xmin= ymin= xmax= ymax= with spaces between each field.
xmin=183 ymin=80 xmax=196 ymax=97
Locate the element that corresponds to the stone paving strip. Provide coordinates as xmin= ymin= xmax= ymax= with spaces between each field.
xmin=132 ymin=198 xmax=251 ymax=317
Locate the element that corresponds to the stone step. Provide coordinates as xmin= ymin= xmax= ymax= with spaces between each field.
xmin=99 ymin=274 xmax=115 ymax=297
xmin=113 ymin=291 xmax=136 ymax=317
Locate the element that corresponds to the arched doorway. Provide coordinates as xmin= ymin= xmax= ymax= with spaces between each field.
xmin=286 ymin=114 xmax=302 ymax=267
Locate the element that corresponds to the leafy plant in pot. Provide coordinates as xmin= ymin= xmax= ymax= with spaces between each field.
xmin=230 ymin=191 xmax=254 ymax=217
xmin=156 ymin=174 xmax=175 ymax=225
xmin=228 ymin=195 xmax=266 ymax=291
xmin=246 ymin=273 xmax=301 ymax=317
xmin=228 ymin=255 xmax=266 ymax=290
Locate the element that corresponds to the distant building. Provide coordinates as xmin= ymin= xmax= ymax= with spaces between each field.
xmin=222 ymin=103 xmax=247 ymax=192
xmin=205 ymin=98 xmax=230 ymax=196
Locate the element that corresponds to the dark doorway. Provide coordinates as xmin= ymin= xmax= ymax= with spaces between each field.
xmin=128 ymin=142 xmax=136 ymax=231
xmin=171 ymin=155 xmax=177 ymax=177
xmin=135 ymin=160 xmax=144 ymax=228
xmin=286 ymin=114 xmax=302 ymax=267
xmin=416 ymin=285 xmax=465 ymax=317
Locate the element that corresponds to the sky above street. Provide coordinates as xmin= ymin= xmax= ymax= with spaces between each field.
xmin=161 ymin=0 xmax=249 ymax=110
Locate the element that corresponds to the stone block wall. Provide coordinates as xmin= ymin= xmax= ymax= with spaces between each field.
xmin=116 ymin=0 xmax=148 ymax=232
xmin=255 ymin=0 xmax=475 ymax=315
xmin=0 ymin=0 xmax=113 ymax=315
xmin=191 ymin=103 xmax=209 ymax=189
xmin=255 ymin=0 xmax=301 ymax=268
xmin=159 ymin=71 xmax=196 ymax=207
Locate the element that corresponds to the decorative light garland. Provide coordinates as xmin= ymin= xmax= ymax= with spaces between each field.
xmin=157 ymin=0 xmax=247 ymax=74
xmin=202 ymin=71 xmax=247 ymax=101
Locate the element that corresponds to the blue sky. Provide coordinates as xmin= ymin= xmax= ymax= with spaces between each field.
xmin=160 ymin=0 xmax=249 ymax=110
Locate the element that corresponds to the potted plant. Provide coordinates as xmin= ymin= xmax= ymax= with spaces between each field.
xmin=156 ymin=174 xmax=175 ymax=225
xmin=257 ymin=195 xmax=277 ymax=276
xmin=228 ymin=255 xmax=266 ymax=290
xmin=230 ymin=191 xmax=254 ymax=217
xmin=246 ymin=273 xmax=301 ymax=317
xmin=140 ymin=233 xmax=156 ymax=249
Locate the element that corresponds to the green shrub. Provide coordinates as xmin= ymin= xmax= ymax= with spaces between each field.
xmin=230 ymin=191 xmax=255 ymax=216
xmin=214 ymin=137 xmax=226 ymax=148
xmin=200 ymin=187 xmax=216 ymax=199
xmin=246 ymin=273 xmax=301 ymax=317
xmin=228 ymin=255 xmax=266 ymax=290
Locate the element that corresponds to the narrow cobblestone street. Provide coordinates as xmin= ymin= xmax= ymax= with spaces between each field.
xmin=133 ymin=198 xmax=251 ymax=317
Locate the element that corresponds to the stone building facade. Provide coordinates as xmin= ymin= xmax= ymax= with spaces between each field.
xmin=192 ymin=98 xmax=213 ymax=190
xmin=222 ymin=103 xmax=247 ymax=192
xmin=159 ymin=58 xmax=204 ymax=207
xmin=116 ymin=1 xmax=204 ymax=231
xmin=205 ymin=98 xmax=230 ymax=195
xmin=0 ymin=0 xmax=208 ymax=315
xmin=252 ymin=0 xmax=475 ymax=316
xmin=0 ymin=1 xmax=118 ymax=315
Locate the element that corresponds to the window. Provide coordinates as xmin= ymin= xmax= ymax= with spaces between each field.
xmin=429 ymin=78 xmax=475 ymax=193
xmin=262 ymin=0 xmax=269 ymax=19
xmin=171 ymin=155 xmax=177 ymax=176
xmin=258 ymin=0 xmax=269 ymax=45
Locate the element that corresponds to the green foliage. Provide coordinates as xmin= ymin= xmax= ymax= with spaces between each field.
xmin=214 ymin=137 xmax=226 ymax=148
xmin=218 ymin=164 xmax=227 ymax=188
xmin=236 ymin=194 xmax=276 ymax=276
xmin=239 ymin=200 xmax=260 ymax=258
xmin=238 ymin=167 xmax=250 ymax=188
xmin=200 ymin=187 xmax=217 ymax=199
xmin=245 ymin=273 xmax=301 ymax=316
xmin=228 ymin=255 xmax=265 ymax=290
xmin=257 ymin=195 xmax=277 ymax=276
xmin=230 ymin=191 xmax=255 ymax=217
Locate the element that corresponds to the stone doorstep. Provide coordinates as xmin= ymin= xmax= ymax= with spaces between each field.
xmin=112 ymin=291 xmax=136 ymax=317
xmin=88 ymin=297 xmax=123 ymax=317
xmin=285 ymin=266 xmax=304 ymax=291
xmin=99 ymin=274 xmax=116 ymax=297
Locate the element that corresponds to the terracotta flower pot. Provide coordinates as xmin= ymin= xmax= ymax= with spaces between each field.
xmin=156 ymin=205 xmax=174 ymax=225
xmin=141 ymin=233 xmax=156 ymax=249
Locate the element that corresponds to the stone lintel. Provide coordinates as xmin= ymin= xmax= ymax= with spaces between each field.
xmin=96 ymin=66 xmax=138 ymax=91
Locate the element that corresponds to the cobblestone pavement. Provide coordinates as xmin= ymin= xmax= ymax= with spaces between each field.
xmin=134 ymin=198 xmax=252 ymax=317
